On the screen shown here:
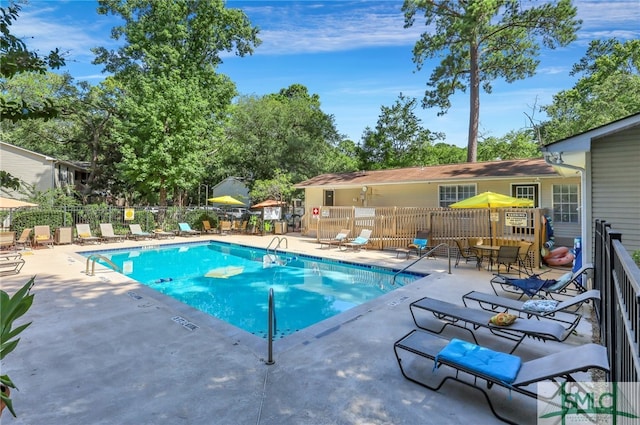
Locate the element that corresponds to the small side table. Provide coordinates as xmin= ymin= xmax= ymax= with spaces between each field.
xmin=396 ymin=248 xmax=410 ymax=259
xmin=55 ymin=227 xmax=73 ymax=245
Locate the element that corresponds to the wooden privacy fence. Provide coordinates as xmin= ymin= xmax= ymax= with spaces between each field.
xmin=306 ymin=206 xmax=543 ymax=269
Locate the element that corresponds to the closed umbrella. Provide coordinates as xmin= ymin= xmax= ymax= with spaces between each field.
xmin=251 ymin=199 xmax=286 ymax=209
xmin=208 ymin=195 xmax=245 ymax=206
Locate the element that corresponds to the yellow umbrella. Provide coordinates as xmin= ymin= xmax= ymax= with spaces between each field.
xmin=450 ymin=192 xmax=533 ymax=246
xmin=208 ymin=195 xmax=245 ymax=206
xmin=449 ymin=191 xmax=533 ymax=209
xmin=0 ymin=196 xmax=38 ymax=208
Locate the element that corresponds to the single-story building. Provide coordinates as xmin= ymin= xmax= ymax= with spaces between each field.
xmin=541 ymin=112 xmax=640 ymax=262
xmin=294 ymin=158 xmax=582 ymax=247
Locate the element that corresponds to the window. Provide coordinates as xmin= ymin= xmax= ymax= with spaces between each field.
xmin=552 ymin=184 xmax=579 ymax=223
xmin=439 ymin=185 xmax=476 ymax=207
xmin=512 ymin=184 xmax=538 ymax=207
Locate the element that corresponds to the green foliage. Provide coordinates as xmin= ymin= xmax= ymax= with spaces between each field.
xmin=402 ymin=0 xmax=580 ymax=162
xmin=194 ymin=212 xmax=219 ymax=231
xmin=1 ymin=277 xmax=35 ymax=417
xmin=358 ymin=93 xmax=444 ymax=169
xmin=250 ymin=170 xmax=296 ymax=204
xmin=94 ymin=0 xmax=260 ymax=206
xmin=0 ymin=3 xmax=65 ymax=122
xmin=222 ymin=87 xmax=343 ymax=185
xmin=541 ymin=38 xmax=640 ymax=142
xmin=477 ymin=129 xmax=541 ymax=161
xmin=632 ymin=250 xmax=640 ymax=267
xmin=9 ymin=210 xmax=73 ymax=234
xmin=0 ymin=171 xmax=21 ymax=191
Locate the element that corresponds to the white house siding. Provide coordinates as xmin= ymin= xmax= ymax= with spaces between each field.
xmin=0 ymin=142 xmax=55 ymax=197
xmin=591 ymin=129 xmax=640 ymax=252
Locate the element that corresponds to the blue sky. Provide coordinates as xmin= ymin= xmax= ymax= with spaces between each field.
xmin=13 ymin=0 xmax=640 ymax=146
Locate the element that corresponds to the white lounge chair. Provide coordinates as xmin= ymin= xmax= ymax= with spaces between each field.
xmin=340 ymin=229 xmax=372 ymax=251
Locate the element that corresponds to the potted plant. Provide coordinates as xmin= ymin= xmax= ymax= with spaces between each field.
xmin=248 ymin=215 xmax=259 ymax=234
xmin=1 ymin=277 xmax=35 ymax=418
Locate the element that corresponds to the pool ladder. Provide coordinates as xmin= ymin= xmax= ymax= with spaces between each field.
xmin=266 ymin=288 xmax=276 ymax=365
xmin=85 ymin=254 xmax=121 ymax=276
xmin=266 ymin=236 xmax=288 ymax=256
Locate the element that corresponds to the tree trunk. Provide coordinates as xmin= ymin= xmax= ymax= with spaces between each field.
xmin=467 ymin=41 xmax=480 ymax=163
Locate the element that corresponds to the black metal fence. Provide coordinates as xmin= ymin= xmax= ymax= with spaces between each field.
xmin=594 ymin=219 xmax=640 ymax=382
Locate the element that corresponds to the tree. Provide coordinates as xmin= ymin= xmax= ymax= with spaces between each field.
xmin=0 ymin=3 xmax=65 ymax=122
xmin=250 ymin=169 xmax=296 ymax=204
xmin=93 ymin=0 xmax=260 ymax=206
xmin=402 ymin=0 xmax=580 ymax=162
xmin=358 ymin=93 xmax=443 ymax=170
xmin=222 ymin=86 xmax=343 ymax=185
xmin=477 ymin=129 xmax=541 ymax=161
xmin=541 ymin=38 xmax=640 ymax=142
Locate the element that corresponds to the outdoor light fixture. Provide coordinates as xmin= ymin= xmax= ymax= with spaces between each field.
xmin=361 ymin=186 xmax=368 ymax=192
xmin=548 ymin=152 xmax=564 ymax=164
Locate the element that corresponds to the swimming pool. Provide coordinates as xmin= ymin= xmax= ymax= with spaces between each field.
xmin=84 ymin=241 xmax=424 ymax=338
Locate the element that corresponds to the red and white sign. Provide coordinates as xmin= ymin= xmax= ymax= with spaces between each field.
xmin=312 ymin=207 xmax=320 ymax=216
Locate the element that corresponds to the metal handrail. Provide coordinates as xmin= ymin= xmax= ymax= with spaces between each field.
xmin=391 ymin=243 xmax=452 ymax=285
xmin=266 ymin=288 xmax=276 ymax=365
xmin=85 ymin=254 xmax=121 ymax=276
xmin=266 ymin=236 xmax=288 ymax=255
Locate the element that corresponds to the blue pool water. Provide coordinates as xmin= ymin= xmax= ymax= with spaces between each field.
xmin=84 ymin=241 xmax=423 ymax=338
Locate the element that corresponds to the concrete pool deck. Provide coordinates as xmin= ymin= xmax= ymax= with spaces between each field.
xmin=0 ymin=233 xmax=596 ymax=424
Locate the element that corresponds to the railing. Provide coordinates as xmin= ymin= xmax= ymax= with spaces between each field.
xmin=594 ymin=219 xmax=640 ymax=383
xmin=391 ymin=243 xmax=452 ymax=285
xmin=85 ymin=254 xmax=121 ymax=276
xmin=266 ymin=236 xmax=288 ymax=255
xmin=266 ymin=288 xmax=276 ymax=365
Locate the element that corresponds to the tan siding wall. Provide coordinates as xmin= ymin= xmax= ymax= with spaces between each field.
xmin=0 ymin=145 xmax=54 ymax=197
xmin=591 ymin=128 xmax=640 ymax=252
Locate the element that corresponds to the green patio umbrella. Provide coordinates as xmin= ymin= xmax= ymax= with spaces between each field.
xmin=208 ymin=195 xmax=245 ymax=206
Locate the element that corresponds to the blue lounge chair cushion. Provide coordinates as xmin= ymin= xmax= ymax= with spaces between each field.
xmin=546 ymin=272 xmax=573 ymax=291
xmin=434 ymin=338 xmax=521 ymax=384
xmin=410 ymin=238 xmax=428 ymax=248
xmin=352 ymin=236 xmax=367 ymax=245
xmin=503 ymin=275 xmax=556 ymax=297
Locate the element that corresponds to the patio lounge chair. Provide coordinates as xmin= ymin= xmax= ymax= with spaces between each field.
xmin=99 ymin=223 xmax=124 ymax=243
xmin=490 ymin=263 xmax=594 ymax=300
xmin=0 ymin=251 xmax=25 ymax=276
xmin=407 ymin=230 xmax=430 ymax=257
xmin=178 ymin=222 xmax=201 ymax=237
xmin=409 ymin=296 xmax=570 ymax=353
xmin=394 ymin=329 xmax=609 ymax=425
xmin=462 ymin=289 xmax=601 ymax=334
xmin=33 ymin=225 xmax=55 ymax=248
xmin=202 ymin=220 xmax=217 ymax=234
xmin=340 ymin=229 xmax=372 ymax=251
xmin=0 ymin=231 xmax=16 ymax=251
xmin=319 ymin=229 xmax=350 ymax=249
xmin=75 ymin=223 xmax=101 ymax=245
xmin=15 ymin=228 xmax=32 ymax=250
xmin=128 ymin=224 xmax=153 ymax=240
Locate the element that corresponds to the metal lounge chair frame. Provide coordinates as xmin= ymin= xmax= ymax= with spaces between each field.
xmin=0 ymin=251 xmax=25 ymax=276
xmin=99 ymin=223 xmax=125 ymax=243
xmin=178 ymin=222 xmax=201 ymax=236
xmin=340 ymin=229 xmax=372 ymax=251
xmin=491 ymin=245 xmax=521 ymax=275
xmin=128 ymin=224 xmax=153 ymax=240
xmin=462 ymin=289 xmax=601 ymax=334
xmin=15 ymin=228 xmax=32 ymax=250
xmin=491 ymin=263 xmax=594 ymax=300
xmin=394 ymin=329 xmax=610 ymax=425
xmin=319 ymin=229 xmax=350 ymax=249
xmin=409 ymin=296 xmax=570 ymax=353
xmin=33 ymin=225 xmax=55 ymax=248
xmin=75 ymin=223 xmax=101 ymax=245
